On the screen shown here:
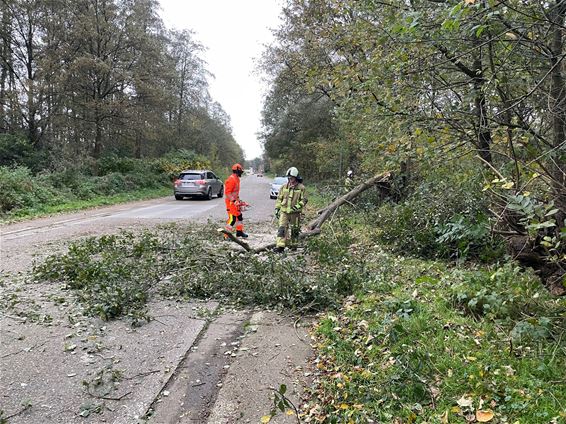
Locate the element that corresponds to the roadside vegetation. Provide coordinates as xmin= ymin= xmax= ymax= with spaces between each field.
xmin=28 ymin=164 xmax=566 ymax=422
xmin=0 ymin=149 xmax=222 ymax=221
xmin=256 ymin=1 xmax=566 ymax=419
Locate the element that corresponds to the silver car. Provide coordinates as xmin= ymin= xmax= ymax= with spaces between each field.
xmin=270 ymin=176 xmax=287 ymax=199
xmin=174 ymin=170 xmax=224 ymax=200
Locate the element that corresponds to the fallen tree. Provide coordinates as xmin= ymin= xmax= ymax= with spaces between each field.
xmin=219 ymin=171 xmax=391 ymax=253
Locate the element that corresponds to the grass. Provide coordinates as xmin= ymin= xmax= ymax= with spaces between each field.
xmin=0 ymin=187 xmax=171 ymax=223
xmin=303 ymin=247 xmax=566 ymax=423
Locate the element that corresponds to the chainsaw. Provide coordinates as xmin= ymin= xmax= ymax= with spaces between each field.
xmin=235 ymin=200 xmax=251 ymax=211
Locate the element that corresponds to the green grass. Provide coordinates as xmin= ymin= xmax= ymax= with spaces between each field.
xmin=0 ymin=187 xmax=171 ymax=223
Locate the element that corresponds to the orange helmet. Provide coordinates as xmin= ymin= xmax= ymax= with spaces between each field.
xmin=232 ymin=163 xmax=243 ymax=172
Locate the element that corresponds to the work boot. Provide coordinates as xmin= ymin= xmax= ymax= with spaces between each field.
xmin=273 ymin=246 xmax=284 ymax=253
xmin=236 ymin=230 xmax=248 ymax=238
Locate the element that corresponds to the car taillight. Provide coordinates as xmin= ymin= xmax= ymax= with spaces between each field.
xmin=174 ymin=179 xmax=181 ymax=186
xmin=196 ymin=180 xmax=206 ymax=185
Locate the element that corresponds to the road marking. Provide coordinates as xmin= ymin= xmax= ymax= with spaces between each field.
xmin=1 ymin=202 xmax=221 ymax=241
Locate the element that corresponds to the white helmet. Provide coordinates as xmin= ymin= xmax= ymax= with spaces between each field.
xmin=286 ymin=167 xmax=299 ymax=177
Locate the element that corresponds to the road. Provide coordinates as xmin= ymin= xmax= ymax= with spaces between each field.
xmin=0 ymin=175 xmax=311 ymax=424
xmin=0 ymin=175 xmax=276 ymax=274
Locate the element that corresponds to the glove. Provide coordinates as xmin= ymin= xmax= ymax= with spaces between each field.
xmin=274 ymin=208 xmax=280 ymax=219
xmin=291 ymin=205 xmax=301 ymax=213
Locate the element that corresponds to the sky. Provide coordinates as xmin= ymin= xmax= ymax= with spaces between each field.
xmin=158 ymin=0 xmax=283 ymax=160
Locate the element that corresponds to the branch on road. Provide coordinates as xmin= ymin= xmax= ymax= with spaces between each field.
xmin=221 ymin=172 xmax=391 ymax=253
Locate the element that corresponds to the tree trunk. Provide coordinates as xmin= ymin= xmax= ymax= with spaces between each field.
xmin=94 ymin=105 xmax=102 ymax=158
xmin=549 ymin=0 xmax=566 ymax=211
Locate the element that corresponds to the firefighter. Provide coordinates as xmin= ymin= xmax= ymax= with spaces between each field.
xmin=274 ymin=167 xmax=307 ymax=252
xmin=225 ymin=163 xmax=248 ymax=238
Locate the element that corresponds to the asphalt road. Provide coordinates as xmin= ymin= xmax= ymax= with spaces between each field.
xmin=0 ymin=174 xmax=311 ymax=424
xmin=0 ymin=175 xmax=276 ymax=273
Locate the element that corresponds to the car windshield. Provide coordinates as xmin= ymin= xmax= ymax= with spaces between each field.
xmin=180 ymin=173 xmax=204 ymax=180
xmin=273 ymin=177 xmax=287 ymax=185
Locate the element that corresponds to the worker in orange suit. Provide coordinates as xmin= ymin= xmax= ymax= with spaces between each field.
xmin=224 ymin=163 xmax=248 ymax=238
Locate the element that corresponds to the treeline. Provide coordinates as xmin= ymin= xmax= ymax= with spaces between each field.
xmin=0 ymin=0 xmax=243 ymax=170
xmin=260 ymin=1 xmax=565 ymax=288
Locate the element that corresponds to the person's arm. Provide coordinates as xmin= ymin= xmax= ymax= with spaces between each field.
xmin=292 ymin=185 xmax=307 ymax=212
xmin=275 ymin=184 xmax=285 ymax=209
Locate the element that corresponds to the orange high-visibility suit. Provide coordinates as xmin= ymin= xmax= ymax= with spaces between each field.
xmin=224 ymin=173 xmax=244 ymax=233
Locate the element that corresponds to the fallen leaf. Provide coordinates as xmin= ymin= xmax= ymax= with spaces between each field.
xmin=476 ymin=410 xmax=494 ymax=422
xmin=457 ymin=395 xmax=473 ymax=408
xmin=260 ymin=415 xmax=271 ymax=423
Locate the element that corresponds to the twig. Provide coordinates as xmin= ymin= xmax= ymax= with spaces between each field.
xmin=1 ymin=341 xmax=47 ymax=358
xmin=266 ymin=386 xmax=302 ymax=423
xmin=3 ymin=403 xmax=32 ymax=420
xmin=124 ymin=369 xmax=160 ymax=380
xmin=87 ymin=388 xmax=132 ymax=401
xmin=476 ymin=154 xmax=506 ymax=180
xmin=1 ymin=349 xmax=24 ymax=359
xmin=152 ymin=318 xmax=168 ymax=326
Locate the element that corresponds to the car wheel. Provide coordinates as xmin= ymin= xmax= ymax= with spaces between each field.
xmin=217 ymin=185 xmax=224 ymax=198
xmin=175 ymin=194 xmax=183 ymax=200
xmin=205 ymin=187 xmax=212 ymax=200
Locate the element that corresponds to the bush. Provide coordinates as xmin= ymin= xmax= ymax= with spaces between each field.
xmin=0 ymin=166 xmax=58 ymax=213
xmin=97 ymin=155 xmax=143 ymax=175
xmin=374 ymin=162 xmax=504 ymax=261
xmin=0 ymin=134 xmax=45 ymax=170
xmin=447 ymin=263 xmax=548 ymax=322
xmin=152 ymin=149 xmax=211 ymax=180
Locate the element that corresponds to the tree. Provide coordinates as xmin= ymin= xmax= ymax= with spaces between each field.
xmin=261 ymin=0 xmax=565 ymax=284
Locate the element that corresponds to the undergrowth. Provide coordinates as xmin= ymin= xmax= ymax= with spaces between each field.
xmin=303 ymin=246 xmax=566 ymax=423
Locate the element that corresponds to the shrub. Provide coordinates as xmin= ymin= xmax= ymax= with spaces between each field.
xmin=0 ymin=166 xmax=57 ymax=214
xmin=0 ymin=134 xmax=45 ymax=170
xmin=447 ymin=263 xmax=548 ymax=322
xmin=97 ymin=155 xmax=142 ymax=175
xmin=152 ymin=149 xmax=211 ymax=180
xmin=374 ymin=162 xmax=504 ymax=261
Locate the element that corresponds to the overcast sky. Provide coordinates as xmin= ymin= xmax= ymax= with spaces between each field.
xmin=158 ymin=0 xmax=283 ymax=160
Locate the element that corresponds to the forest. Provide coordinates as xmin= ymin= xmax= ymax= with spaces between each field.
xmin=0 ymin=0 xmax=243 ymax=217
